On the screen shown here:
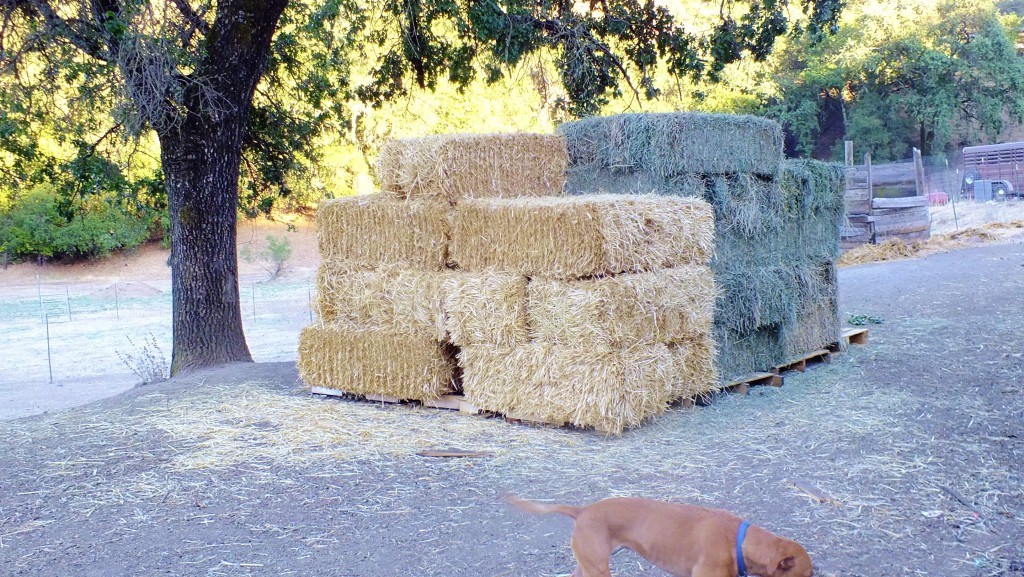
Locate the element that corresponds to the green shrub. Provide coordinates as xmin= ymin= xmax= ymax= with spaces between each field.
xmin=0 ymin=184 xmax=152 ymax=260
xmin=240 ymin=233 xmax=293 ymax=280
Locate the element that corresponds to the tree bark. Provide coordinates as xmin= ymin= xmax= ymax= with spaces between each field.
xmin=161 ymin=122 xmax=252 ymax=374
xmin=157 ymin=0 xmax=288 ymax=375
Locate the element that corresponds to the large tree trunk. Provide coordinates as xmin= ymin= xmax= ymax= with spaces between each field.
xmin=155 ymin=0 xmax=289 ymax=375
xmin=161 ymin=121 xmax=252 ymax=374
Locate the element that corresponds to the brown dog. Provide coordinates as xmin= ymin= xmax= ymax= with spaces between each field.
xmin=505 ymin=495 xmax=813 ymax=577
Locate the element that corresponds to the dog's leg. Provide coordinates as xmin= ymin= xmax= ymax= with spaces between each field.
xmin=569 ymin=526 xmax=614 ymax=577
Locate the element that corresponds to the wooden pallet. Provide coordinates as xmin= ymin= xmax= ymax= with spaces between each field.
xmin=828 ymin=327 xmax=870 ymax=352
xmin=310 ymin=328 xmax=873 ymax=430
xmin=773 ymin=349 xmax=832 ymax=374
xmin=310 ymin=387 xmax=481 ymax=414
xmin=844 ymin=327 xmax=869 ymax=345
xmin=695 ymin=371 xmax=783 ymax=405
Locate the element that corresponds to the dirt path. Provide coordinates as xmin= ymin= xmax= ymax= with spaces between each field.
xmin=1 ymin=237 xmax=1022 ymax=576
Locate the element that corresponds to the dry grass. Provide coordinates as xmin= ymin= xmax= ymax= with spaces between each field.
xmin=377 ymin=133 xmax=567 ymax=202
xmin=297 ymin=325 xmax=456 ymax=401
xmin=838 ymin=219 xmax=1024 ymax=267
xmin=450 ymin=194 xmax=715 ymax=279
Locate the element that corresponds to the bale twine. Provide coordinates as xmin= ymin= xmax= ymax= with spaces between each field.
xmin=450 ymin=194 xmax=715 ymax=279
xmin=316 ymin=194 xmax=449 ymax=271
xmin=377 ymin=133 xmax=568 ymax=202
xmin=297 ymin=325 xmax=456 ymax=401
xmin=558 ymin=112 xmax=784 ymax=178
xmin=528 ymin=265 xmax=717 ymax=347
xmin=314 ymin=264 xmax=451 ymax=340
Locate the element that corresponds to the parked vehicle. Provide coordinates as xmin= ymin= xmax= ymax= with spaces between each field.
xmin=962 ymin=141 xmax=1023 ymax=199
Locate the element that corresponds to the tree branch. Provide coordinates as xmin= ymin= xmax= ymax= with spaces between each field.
xmin=168 ymin=0 xmax=209 ymax=38
xmin=23 ymin=0 xmax=109 ymax=60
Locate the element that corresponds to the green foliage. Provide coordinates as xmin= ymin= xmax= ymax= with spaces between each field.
xmin=240 ymin=234 xmax=293 ymax=280
xmin=764 ymin=0 xmax=1024 ymax=161
xmin=0 ymin=184 xmax=152 ymax=261
xmin=847 ymin=314 xmax=884 ymax=325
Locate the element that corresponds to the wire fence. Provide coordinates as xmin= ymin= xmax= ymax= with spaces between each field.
xmin=0 ymin=276 xmax=318 ymax=419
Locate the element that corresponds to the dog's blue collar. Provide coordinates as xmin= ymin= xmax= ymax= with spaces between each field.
xmin=736 ymin=520 xmax=750 ymax=577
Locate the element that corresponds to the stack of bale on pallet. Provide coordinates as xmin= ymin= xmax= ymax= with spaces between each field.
xmin=449 ymin=194 xmax=718 ymax=433
xmin=298 ymin=133 xmax=567 ymax=402
xmin=557 ymin=113 xmax=846 ymax=383
xmin=299 ymin=131 xmax=721 ymax=433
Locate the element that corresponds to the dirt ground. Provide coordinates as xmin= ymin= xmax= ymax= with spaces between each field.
xmin=1 ymin=204 xmax=1023 ymax=576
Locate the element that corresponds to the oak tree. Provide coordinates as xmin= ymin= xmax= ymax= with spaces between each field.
xmin=0 ymin=0 xmax=842 ymax=374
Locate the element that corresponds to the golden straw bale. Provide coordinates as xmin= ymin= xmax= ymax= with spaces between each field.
xmin=670 ymin=334 xmax=720 ymax=397
xmin=459 ymin=343 xmax=684 ymax=434
xmin=450 ymin=194 xmax=715 ymax=278
xmin=297 ymin=325 xmax=456 ymax=401
xmin=443 ymin=272 xmax=529 ymax=347
xmin=527 ymin=265 xmax=717 ymax=347
xmin=316 ymin=194 xmax=449 ymax=271
xmin=377 ymin=133 xmax=568 ymax=201
xmin=314 ymin=265 xmax=451 ymax=340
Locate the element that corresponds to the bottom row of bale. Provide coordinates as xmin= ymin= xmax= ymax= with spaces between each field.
xmin=297 ymin=264 xmax=720 ymax=434
xmin=298 ymin=326 xmax=716 ymax=434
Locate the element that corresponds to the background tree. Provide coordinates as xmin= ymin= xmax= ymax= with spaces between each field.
xmin=766 ymin=0 xmax=1024 ymax=161
xmin=1 ymin=0 xmax=843 ymax=375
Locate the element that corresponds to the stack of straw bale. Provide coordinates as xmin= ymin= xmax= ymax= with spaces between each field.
xmin=299 ymin=130 xmax=721 ymax=432
xmin=448 ymin=194 xmax=719 ymax=433
xmin=558 ymin=113 xmax=846 ymax=382
xmin=299 ymin=202 xmax=459 ymax=399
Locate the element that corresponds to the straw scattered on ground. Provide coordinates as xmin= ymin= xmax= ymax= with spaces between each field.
xmin=837 ymin=219 xmax=1024 ymax=267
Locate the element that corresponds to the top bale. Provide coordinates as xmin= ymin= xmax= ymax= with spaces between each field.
xmin=557 ymin=112 xmax=784 ymax=178
xmin=377 ymin=133 xmax=568 ymax=202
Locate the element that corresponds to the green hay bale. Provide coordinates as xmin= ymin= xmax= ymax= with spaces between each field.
xmin=707 ymin=173 xmax=786 ymax=238
xmin=714 ymin=323 xmax=787 ymax=383
xmin=715 ymin=266 xmax=798 ymax=334
xmin=778 ymin=159 xmax=847 ymax=263
xmin=558 ymin=112 xmax=784 ymax=178
xmin=782 ymin=263 xmax=840 ymax=356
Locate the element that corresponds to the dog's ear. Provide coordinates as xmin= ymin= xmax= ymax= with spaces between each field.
xmin=777 ymin=556 xmax=796 ymax=572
